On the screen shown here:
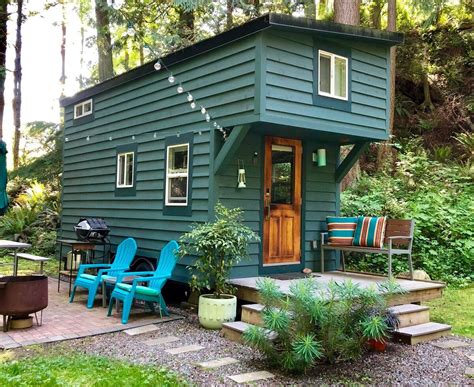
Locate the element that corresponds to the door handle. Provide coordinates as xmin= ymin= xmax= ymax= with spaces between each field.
xmin=265 ymin=190 xmax=271 ymax=220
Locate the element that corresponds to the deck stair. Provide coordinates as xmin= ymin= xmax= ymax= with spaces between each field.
xmin=221 ymin=303 xmax=451 ymax=346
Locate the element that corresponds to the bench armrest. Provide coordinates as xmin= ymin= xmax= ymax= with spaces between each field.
xmin=387 ymin=236 xmax=412 ymax=240
xmin=78 ymin=263 xmax=112 ymax=276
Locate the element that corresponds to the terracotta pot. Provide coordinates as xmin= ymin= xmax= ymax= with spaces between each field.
xmin=367 ymin=338 xmax=387 ymax=352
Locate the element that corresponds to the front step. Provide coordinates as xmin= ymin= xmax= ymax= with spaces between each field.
xmin=221 ymin=321 xmax=277 ymax=344
xmin=389 ymin=304 xmax=430 ymax=328
xmin=393 ymin=322 xmax=452 ymax=345
xmin=241 ymin=304 xmax=264 ymax=326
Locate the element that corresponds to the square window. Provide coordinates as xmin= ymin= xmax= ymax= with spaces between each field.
xmin=74 ymin=99 xmax=93 ymax=119
xmin=318 ymin=50 xmax=348 ymax=100
xmin=166 ymin=144 xmax=189 ymax=206
xmin=116 ymin=152 xmax=134 ymax=188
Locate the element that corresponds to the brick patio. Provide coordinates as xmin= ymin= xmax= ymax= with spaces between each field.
xmin=0 ymin=278 xmax=182 ymax=349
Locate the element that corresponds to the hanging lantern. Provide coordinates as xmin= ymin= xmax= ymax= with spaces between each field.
xmin=312 ymin=148 xmax=327 ymax=167
xmin=237 ymin=159 xmax=246 ymax=189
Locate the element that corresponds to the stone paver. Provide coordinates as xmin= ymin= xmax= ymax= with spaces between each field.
xmin=465 ymin=368 xmax=474 ymax=378
xmin=143 ymin=336 xmax=180 ymax=346
xmin=227 ymin=370 xmax=275 ymax=384
xmin=0 ymin=278 xmax=182 ymax=349
xmin=124 ymin=324 xmax=158 ymax=336
xmin=196 ymin=357 xmax=240 ymax=369
xmin=165 ymin=344 xmax=205 ymax=355
xmin=432 ymin=340 xmax=470 ymax=349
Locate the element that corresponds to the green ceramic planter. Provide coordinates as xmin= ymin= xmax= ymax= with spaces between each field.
xmin=198 ymin=294 xmax=237 ymax=329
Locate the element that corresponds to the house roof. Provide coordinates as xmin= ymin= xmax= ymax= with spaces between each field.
xmin=61 ymin=13 xmax=404 ymax=107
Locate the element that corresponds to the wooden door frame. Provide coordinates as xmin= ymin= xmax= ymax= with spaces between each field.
xmin=261 ymin=136 xmax=303 ymax=271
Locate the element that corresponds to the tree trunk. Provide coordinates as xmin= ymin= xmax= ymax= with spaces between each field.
xmin=178 ymin=8 xmax=194 ymax=43
xmin=421 ymin=72 xmax=434 ymax=111
xmin=12 ymin=0 xmax=23 ymax=169
xmin=95 ymin=0 xmax=114 ymax=82
xmin=0 ymin=0 xmax=8 ymax=140
xmin=370 ymin=0 xmax=383 ymax=29
xmin=60 ymin=0 xmax=66 ymax=98
xmin=334 ymin=0 xmax=361 ymax=25
xmin=387 ymin=0 xmax=396 ymax=133
xmin=305 ymin=0 xmax=317 ymax=19
xmin=226 ymin=0 xmax=233 ymax=30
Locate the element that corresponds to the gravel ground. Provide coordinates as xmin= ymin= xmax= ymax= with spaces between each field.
xmin=48 ymin=306 xmax=474 ymax=386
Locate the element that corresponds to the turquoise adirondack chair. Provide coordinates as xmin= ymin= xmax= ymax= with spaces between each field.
xmin=107 ymin=240 xmax=178 ymax=324
xmin=69 ymin=237 xmax=137 ymax=308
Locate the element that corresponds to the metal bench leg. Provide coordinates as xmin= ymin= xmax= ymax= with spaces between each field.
xmin=341 ymin=251 xmax=346 ymax=272
xmin=320 ymin=247 xmax=325 ymax=273
xmin=388 ymin=252 xmax=393 ymax=278
xmin=408 ymin=253 xmax=414 ymax=280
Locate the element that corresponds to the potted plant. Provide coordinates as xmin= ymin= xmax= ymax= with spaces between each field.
xmin=179 ymin=203 xmax=260 ymax=329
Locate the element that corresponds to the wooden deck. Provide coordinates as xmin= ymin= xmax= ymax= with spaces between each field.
xmin=229 ymin=271 xmax=445 ymax=306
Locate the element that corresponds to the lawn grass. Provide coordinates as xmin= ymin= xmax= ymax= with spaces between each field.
xmin=427 ymin=285 xmax=474 ymax=338
xmin=0 ymin=254 xmax=58 ymax=277
xmin=0 ymin=348 xmax=187 ymax=387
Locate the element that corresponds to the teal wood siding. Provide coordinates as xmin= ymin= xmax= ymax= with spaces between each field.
xmin=60 ymin=36 xmax=258 ymax=282
xmin=261 ymin=30 xmax=390 ymax=140
xmin=216 ymin=130 xmax=339 ymax=277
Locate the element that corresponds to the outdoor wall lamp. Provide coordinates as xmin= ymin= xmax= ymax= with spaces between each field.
xmin=237 ymin=159 xmax=246 ymax=188
xmin=312 ymin=149 xmax=327 ymax=167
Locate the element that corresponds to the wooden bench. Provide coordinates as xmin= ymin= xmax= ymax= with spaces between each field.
xmin=321 ymin=219 xmax=415 ymax=279
xmin=10 ymin=253 xmax=50 ymax=274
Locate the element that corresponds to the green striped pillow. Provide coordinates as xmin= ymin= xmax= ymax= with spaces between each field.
xmin=326 ymin=217 xmax=358 ymax=245
xmin=352 ymin=216 xmax=387 ymax=248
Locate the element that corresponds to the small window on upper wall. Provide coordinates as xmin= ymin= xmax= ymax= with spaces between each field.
xmin=116 ymin=152 xmax=134 ymax=188
xmin=74 ymin=99 xmax=93 ymax=119
xmin=318 ymin=50 xmax=348 ymax=100
xmin=165 ymin=143 xmax=189 ymax=206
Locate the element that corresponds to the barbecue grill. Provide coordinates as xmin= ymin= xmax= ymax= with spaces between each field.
xmin=74 ymin=218 xmax=110 ymax=241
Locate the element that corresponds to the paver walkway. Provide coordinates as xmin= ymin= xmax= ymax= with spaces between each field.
xmin=0 ymin=278 xmax=182 ymax=349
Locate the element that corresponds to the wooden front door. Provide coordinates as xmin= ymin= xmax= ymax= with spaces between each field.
xmin=263 ymin=137 xmax=302 ymax=266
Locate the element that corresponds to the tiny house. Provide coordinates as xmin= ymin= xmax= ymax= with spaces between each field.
xmin=59 ymin=13 xmax=403 ymax=283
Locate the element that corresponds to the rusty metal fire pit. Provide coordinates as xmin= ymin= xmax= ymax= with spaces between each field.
xmin=0 ymin=275 xmax=48 ymax=332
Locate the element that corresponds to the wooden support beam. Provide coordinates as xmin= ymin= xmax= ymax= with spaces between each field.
xmin=214 ymin=125 xmax=251 ymax=174
xmin=335 ymin=142 xmax=370 ymax=183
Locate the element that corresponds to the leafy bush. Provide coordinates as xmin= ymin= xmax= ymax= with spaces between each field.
xmin=243 ymin=278 xmax=402 ymax=373
xmin=179 ymin=203 xmax=260 ymax=298
xmin=342 ymin=141 xmax=474 ymax=286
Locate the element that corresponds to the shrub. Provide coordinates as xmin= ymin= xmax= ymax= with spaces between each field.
xmin=243 ymin=278 xmax=402 ymax=373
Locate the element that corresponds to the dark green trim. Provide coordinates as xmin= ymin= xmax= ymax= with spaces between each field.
xmin=214 ymin=125 xmax=251 ymax=174
xmin=335 ymin=142 xmax=369 ymax=183
xmin=163 ymin=132 xmax=194 ymax=217
xmin=114 ymin=143 xmax=138 ymax=197
xmin=312 ymin=39 xmax=352 ymax=112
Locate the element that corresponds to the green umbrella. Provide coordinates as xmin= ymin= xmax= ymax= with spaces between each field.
xmin=0 ymin=140 xmax=8 ymax=215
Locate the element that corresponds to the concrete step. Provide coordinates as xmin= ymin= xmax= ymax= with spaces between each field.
xmin=221 ymin=321 xmax=276 ymax=344
xmin=393 ymin=322 xmax=451 ymax=345
xmin=241 ymin=304 xmax=264 ymax=326
xmin=389 ymin=304 xmax=430 ymax=328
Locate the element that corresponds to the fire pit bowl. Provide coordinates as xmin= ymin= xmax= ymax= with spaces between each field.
xmin=0 ymin=275 xmax=48 ymax=332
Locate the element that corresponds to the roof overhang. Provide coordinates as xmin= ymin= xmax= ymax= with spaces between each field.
xmin=61 ymin=13 xmax=403 ymax=107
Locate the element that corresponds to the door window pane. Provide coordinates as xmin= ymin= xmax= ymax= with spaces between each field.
xmin=319 ymin=54 xmax=331 ymax=94
xmin=271 ymin=145 xmax=293 ymax=204
xmin=334 ymin=56 xmax=347 ymax=98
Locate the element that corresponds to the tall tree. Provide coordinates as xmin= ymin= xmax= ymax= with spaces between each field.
xmin=334 ymin=0 xmax=361 ymax=25
xmin=0 ymin=0 xmax=8 ymax=141
xmin=226 ymin=0 xmax=233 ymax=30
xmin=60 ymin=0 xmax=66 ymax=97
xmin=387 ymin=0 xmax=396 ymax=130
xmin=95 ymin=0 xmax=114 ymax=82
xmin=12 ymin=0 xmax=24 ymax=169
xmin=370 ymin=0 xmax=384 ymax=29
xmin=178 ymin=6 xmax=194 ymax=43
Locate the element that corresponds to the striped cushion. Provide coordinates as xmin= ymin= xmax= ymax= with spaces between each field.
xmin=352 ymin=216 xmax=387 ymax=248
xmin=326 ymin=217 xmax=358 ymax=246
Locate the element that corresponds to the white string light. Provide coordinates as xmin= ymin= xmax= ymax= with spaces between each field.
xmin=177 ymin=85 xmax=184 ymax=93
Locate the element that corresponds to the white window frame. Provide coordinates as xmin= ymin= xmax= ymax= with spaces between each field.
xmin=318 ymin=50 xmax=349 ymax=101
xmin=74 ymin=99 xmax=93 ymax=119
xmin=165 ymin=143 xmax=189 ymax=207
xmin=116 ymin=152 xmax=135 ymax=188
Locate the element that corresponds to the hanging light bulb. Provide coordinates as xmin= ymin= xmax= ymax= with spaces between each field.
xmin=168 ymin=75 xmax=175 ymax=83
xmin=205 ymin=113 xmax=211 ymax=122
xmin=154 ymin=61 xmax=162 ymax=71
xmin=190 ymin=101 xmax=196 ymax=109
xmin=200 ymin=106 xmax=206 ymax=115
xmin=213 ymin=122 xmax=218 ymax=128
xmin=177 ymin=85 xmax=184 ymax=93
xmin=65 ymin=137 xmax=69 ymax=142
xmin=132 ymin=135 xmax=135 ymax=140
xmin=86 ymin=136 xmax=90 ymax=141
xmin=153 ymin=132 xmax=157 ymax=138
xmin=109 ymin=136 xmax=113 ymax=141
xmin=187 ymin=93 xmax=193 ymax=102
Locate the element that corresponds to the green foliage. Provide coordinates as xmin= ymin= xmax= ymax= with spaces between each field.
xmin=342 ymin=140 xmax=474 ymax=286
xmin=243 ymin=278 xmax=402 ymax=373
xmin=178 ymin=203 xmax=260 ymax=298
xmin=0 ymin=353 xmax=187 ymax=386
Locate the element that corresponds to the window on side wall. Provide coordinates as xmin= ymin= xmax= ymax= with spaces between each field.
xmin=116 ymin=152 xmax=134 ymax=188
xmin=74 ymin=99 xmax=93 ymax=119
xmin=318 ymin=50 xmax=348 ymax=100
xmin=165 ymin=144 xmax=189 ymax=206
